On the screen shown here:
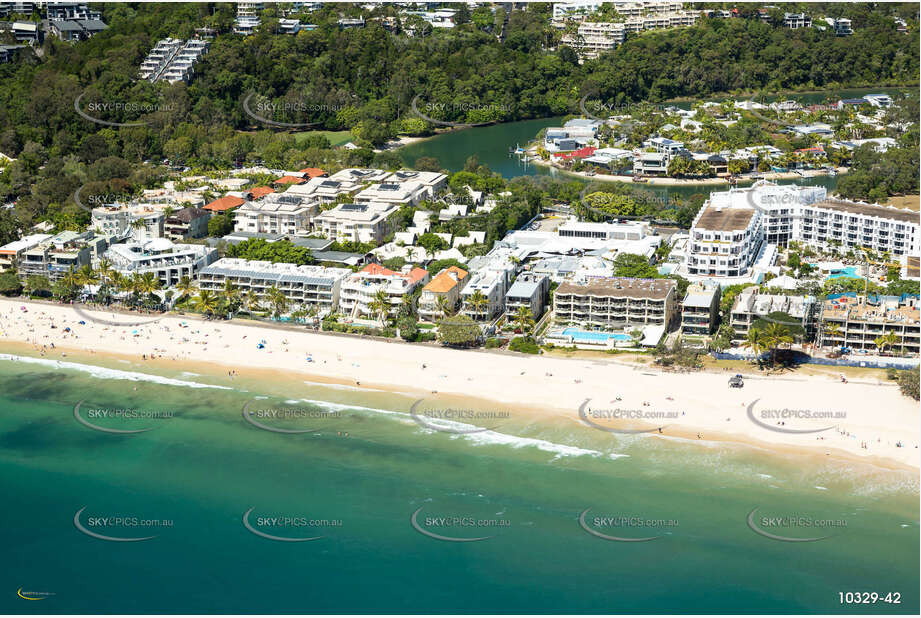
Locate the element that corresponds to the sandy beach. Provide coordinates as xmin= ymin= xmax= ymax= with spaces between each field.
xmin=1 ymin=298 xmax=918 ymax=470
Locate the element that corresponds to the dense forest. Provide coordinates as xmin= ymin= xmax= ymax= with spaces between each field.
xmin=0 ymin=2 xmax=917 ymax=234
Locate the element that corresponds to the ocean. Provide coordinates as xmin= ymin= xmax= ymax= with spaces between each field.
xmin=0 ymin=354 xmax=917 ymax=614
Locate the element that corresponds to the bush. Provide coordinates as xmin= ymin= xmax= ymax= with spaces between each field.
xmin=509 ymin=336 xmax=540 ymax=354
xmin=897 ymin=368 xmax=919 ymax=401
xmin=0 ymin=271 xmax=22 ymax=296
xmin=484 ymin=337 xmax=504 ymax=349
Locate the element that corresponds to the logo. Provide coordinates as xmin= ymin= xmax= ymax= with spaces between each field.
xmin=409 ymin=95 xmax=504 ymax=128
xmin=408 ymin=398 xmax=507 ymax=434
xmin=409 ymin=505 xmax=508 ymax=543
xmin=241 ymin=507 xmax=328 ymax=542
xmin=241 ymin=92 xmax=320 ymax=128
xmin=746 ymin=399 xmax=840 ymax=434
xmin=578 ymin=508 xmax=669 ymax=542
xmin=73 ymin=507 xmax=161 ymax=542
xmin=241 ymin=399 xmax=338 ymax=434
xmin=578 ymin=399 xmax=668 ymax=434
xmin=74 ymin=90 xmax=168 ymax=127
xmin=17 ymin=588 xmax=55 ymax=601
xmin=746 ymin=507 xmax=844 ymax=542
xmin=73 ymin=400 xmax=170 ymax=434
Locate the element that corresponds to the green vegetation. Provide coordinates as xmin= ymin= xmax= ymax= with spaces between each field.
xmin=509 ymin=336 xmax=540 ymax=354
xmin=225 ymin=239 xmax=314 ymax=265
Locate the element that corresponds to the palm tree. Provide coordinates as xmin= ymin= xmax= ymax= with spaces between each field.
xmin=76 ymin=264 xmax=98 ymax=291
xmin=514 ymin=305 xmax=535 ymax=336
xmin=744 ymin=328 xmax=766 ymax=359
xmin=762 ymin=322 xmax=793 ymax=366
xmin=822 ymin=322 xmax=842 ymax=348
xmin=466 ymin=289 xmax=488 ymax=321
xmin=243 ymin=289 xmax=261 ymax=313
xmin=266 ymin=285 xmax=287 ymax=318
xmin=369 ymin=288 xmax=390 ymax=325
xmin=221 ymin=279 xmax=242 ymax=316
xmin=194 ymin=290 xmax=219 ymax=318
xmin=874 ymin=331 xmax=899 ymax=356
xmin=96 ymin=259 xmax=113 ymax=286
xmin=176 ymin=275 xmax=196 ymax=304
xmin=435 ymin=294 xmax=452 ymax=319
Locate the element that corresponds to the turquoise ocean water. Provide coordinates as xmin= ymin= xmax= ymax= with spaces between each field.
xmin=0 ymin=354 xmax=917 ymax=614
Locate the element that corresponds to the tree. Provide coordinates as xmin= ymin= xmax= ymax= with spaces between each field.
xmin=368 ymin=288 xmax=391 ymax=325
xmin=0 ymin=270 xmax=22 ymax=296
xmin=761 ymin=322 xmax=793 ymax=366
xmin=612 ymin=253 xmax=658 ymax=279
xmin=513 ymin=306 xmax=535 ymax=335
xmin=176 ymin=275 xmax=196 ymax=303
xmin=743 ymin=328 xmax=766 ymax=359
xmin=194 ymin=290 xmax=219 ymax=318
xmin=897 ymin=368 xmax=919 ymax=401
xmin=266 ymin=285 xmax=287 ymax=318
xmin=711 ymin=323 xmax=735 ymax=352
xmin=437 ymin=315 xmax=480 ymax=348
xmin=466 ymin=289 xmax=489 ymax=320
xmin=24 ymin=275 xmax=51 ymax=297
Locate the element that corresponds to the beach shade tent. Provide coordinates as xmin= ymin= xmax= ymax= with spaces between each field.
xmin=256 ymin=343 xmax=265 ymax=349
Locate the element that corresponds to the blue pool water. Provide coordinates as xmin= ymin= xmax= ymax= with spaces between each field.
xmin=561 ymin=328 xmax=631 ymax=342
xmin=826 ymin=266 xmax=861 ymax=281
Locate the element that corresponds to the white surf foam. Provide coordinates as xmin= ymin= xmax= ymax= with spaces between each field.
xmin=0 ymin=353 xmax=232 ymax=390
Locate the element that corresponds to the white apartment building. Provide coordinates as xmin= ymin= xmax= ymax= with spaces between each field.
xmin=783 ymin=12 xmax=811 ymax=28
xmin=233 ymin=194 xmax=318 ymax=236
xmin=312 ymin=203 xmax=399 ymax=244
xmin=286 ymin=177 xmax=361 ymax=203
xmin=686 ymin=200 xmax=764 ymax=278
xmin=385 ymin=170 xmax=447 ymax=196
xmin=557 ymin=220 xmax=648 ymax=241
xmin=730 ymin=287 xmax=817 ymax=340
xmin=105 ymin=238 xmax=217 ymax=287
xmin=723 ymin=181 xmax=827 ymax=246
xmin=338 ymin=263 xmax=430 ymax=319
xmin=198 ymin=258 xmax=350 ymax=315
xmin=353 ymin=181 xmax=429 ymax=208
xmin=797 ymin=200 xmax=919 ymax=257
xmin=140 ymin=38 xmax=209 ymax=83
xmin=91 ymin=205 xmax=165 ymax=242
xmin=561 ymin=21 xmax=625 ymax=59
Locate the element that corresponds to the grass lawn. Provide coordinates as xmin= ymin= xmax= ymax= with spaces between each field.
xmin=293 ymin=130 xmax=353 ymax=147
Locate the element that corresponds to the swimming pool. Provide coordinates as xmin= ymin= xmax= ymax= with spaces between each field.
xmin=561 ymin=328 xmax=632 ymax=342
xmin=826 ymin=266 xmax=861 ymax=281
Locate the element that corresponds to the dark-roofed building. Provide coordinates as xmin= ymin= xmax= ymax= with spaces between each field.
xmin=164 ymin=207 xmax=210 ymax=240
xmin=554 ymin=276 xmax=678 ymax=329
xmin=49 ymin=18 xmax=107 ymax=41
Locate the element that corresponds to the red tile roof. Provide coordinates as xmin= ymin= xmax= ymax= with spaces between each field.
xmin=274 ymin=175 xmax=305 ymax=185
xmin=204 ymin=195 xmax=246 ymax=212
xmin=360 ymin=263 xmax=429 ymax=283
xmin=299 ymin=168 xmax=327 ymax=178
xmin=553 ymin=146 xmax=597 ymax=160
xmin=248 ymin=186 xmax=275 ymax=199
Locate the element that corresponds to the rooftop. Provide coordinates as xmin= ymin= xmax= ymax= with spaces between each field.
xmin=808 ymin=199 xmax=918 ymax=224
xmin=696 ymin=204 xmax=757 ymax=232
xmin=556 ymin=277 xmax=676 ymax=300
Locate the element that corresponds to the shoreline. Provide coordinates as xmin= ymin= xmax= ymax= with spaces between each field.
xmin=1 ymin=298 xmax=918 ymax=472
xmin=527 ymin=155 xmax=846 ymax=185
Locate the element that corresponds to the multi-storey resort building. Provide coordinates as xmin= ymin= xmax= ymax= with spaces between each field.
xmin=553 ymin=277 xmax=677 ymax=329
xmin=817 ymin=294 xmax=919 ymax=356
xmin=105 ymin=239 xmax=217 ymax=288
xmin=729 ymin=287 xmax=817 ymax=341
xmin=338 ymin=263 xmax=429 ymax=320
xmin=198 ymin=258 xmax=351 ymax=315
